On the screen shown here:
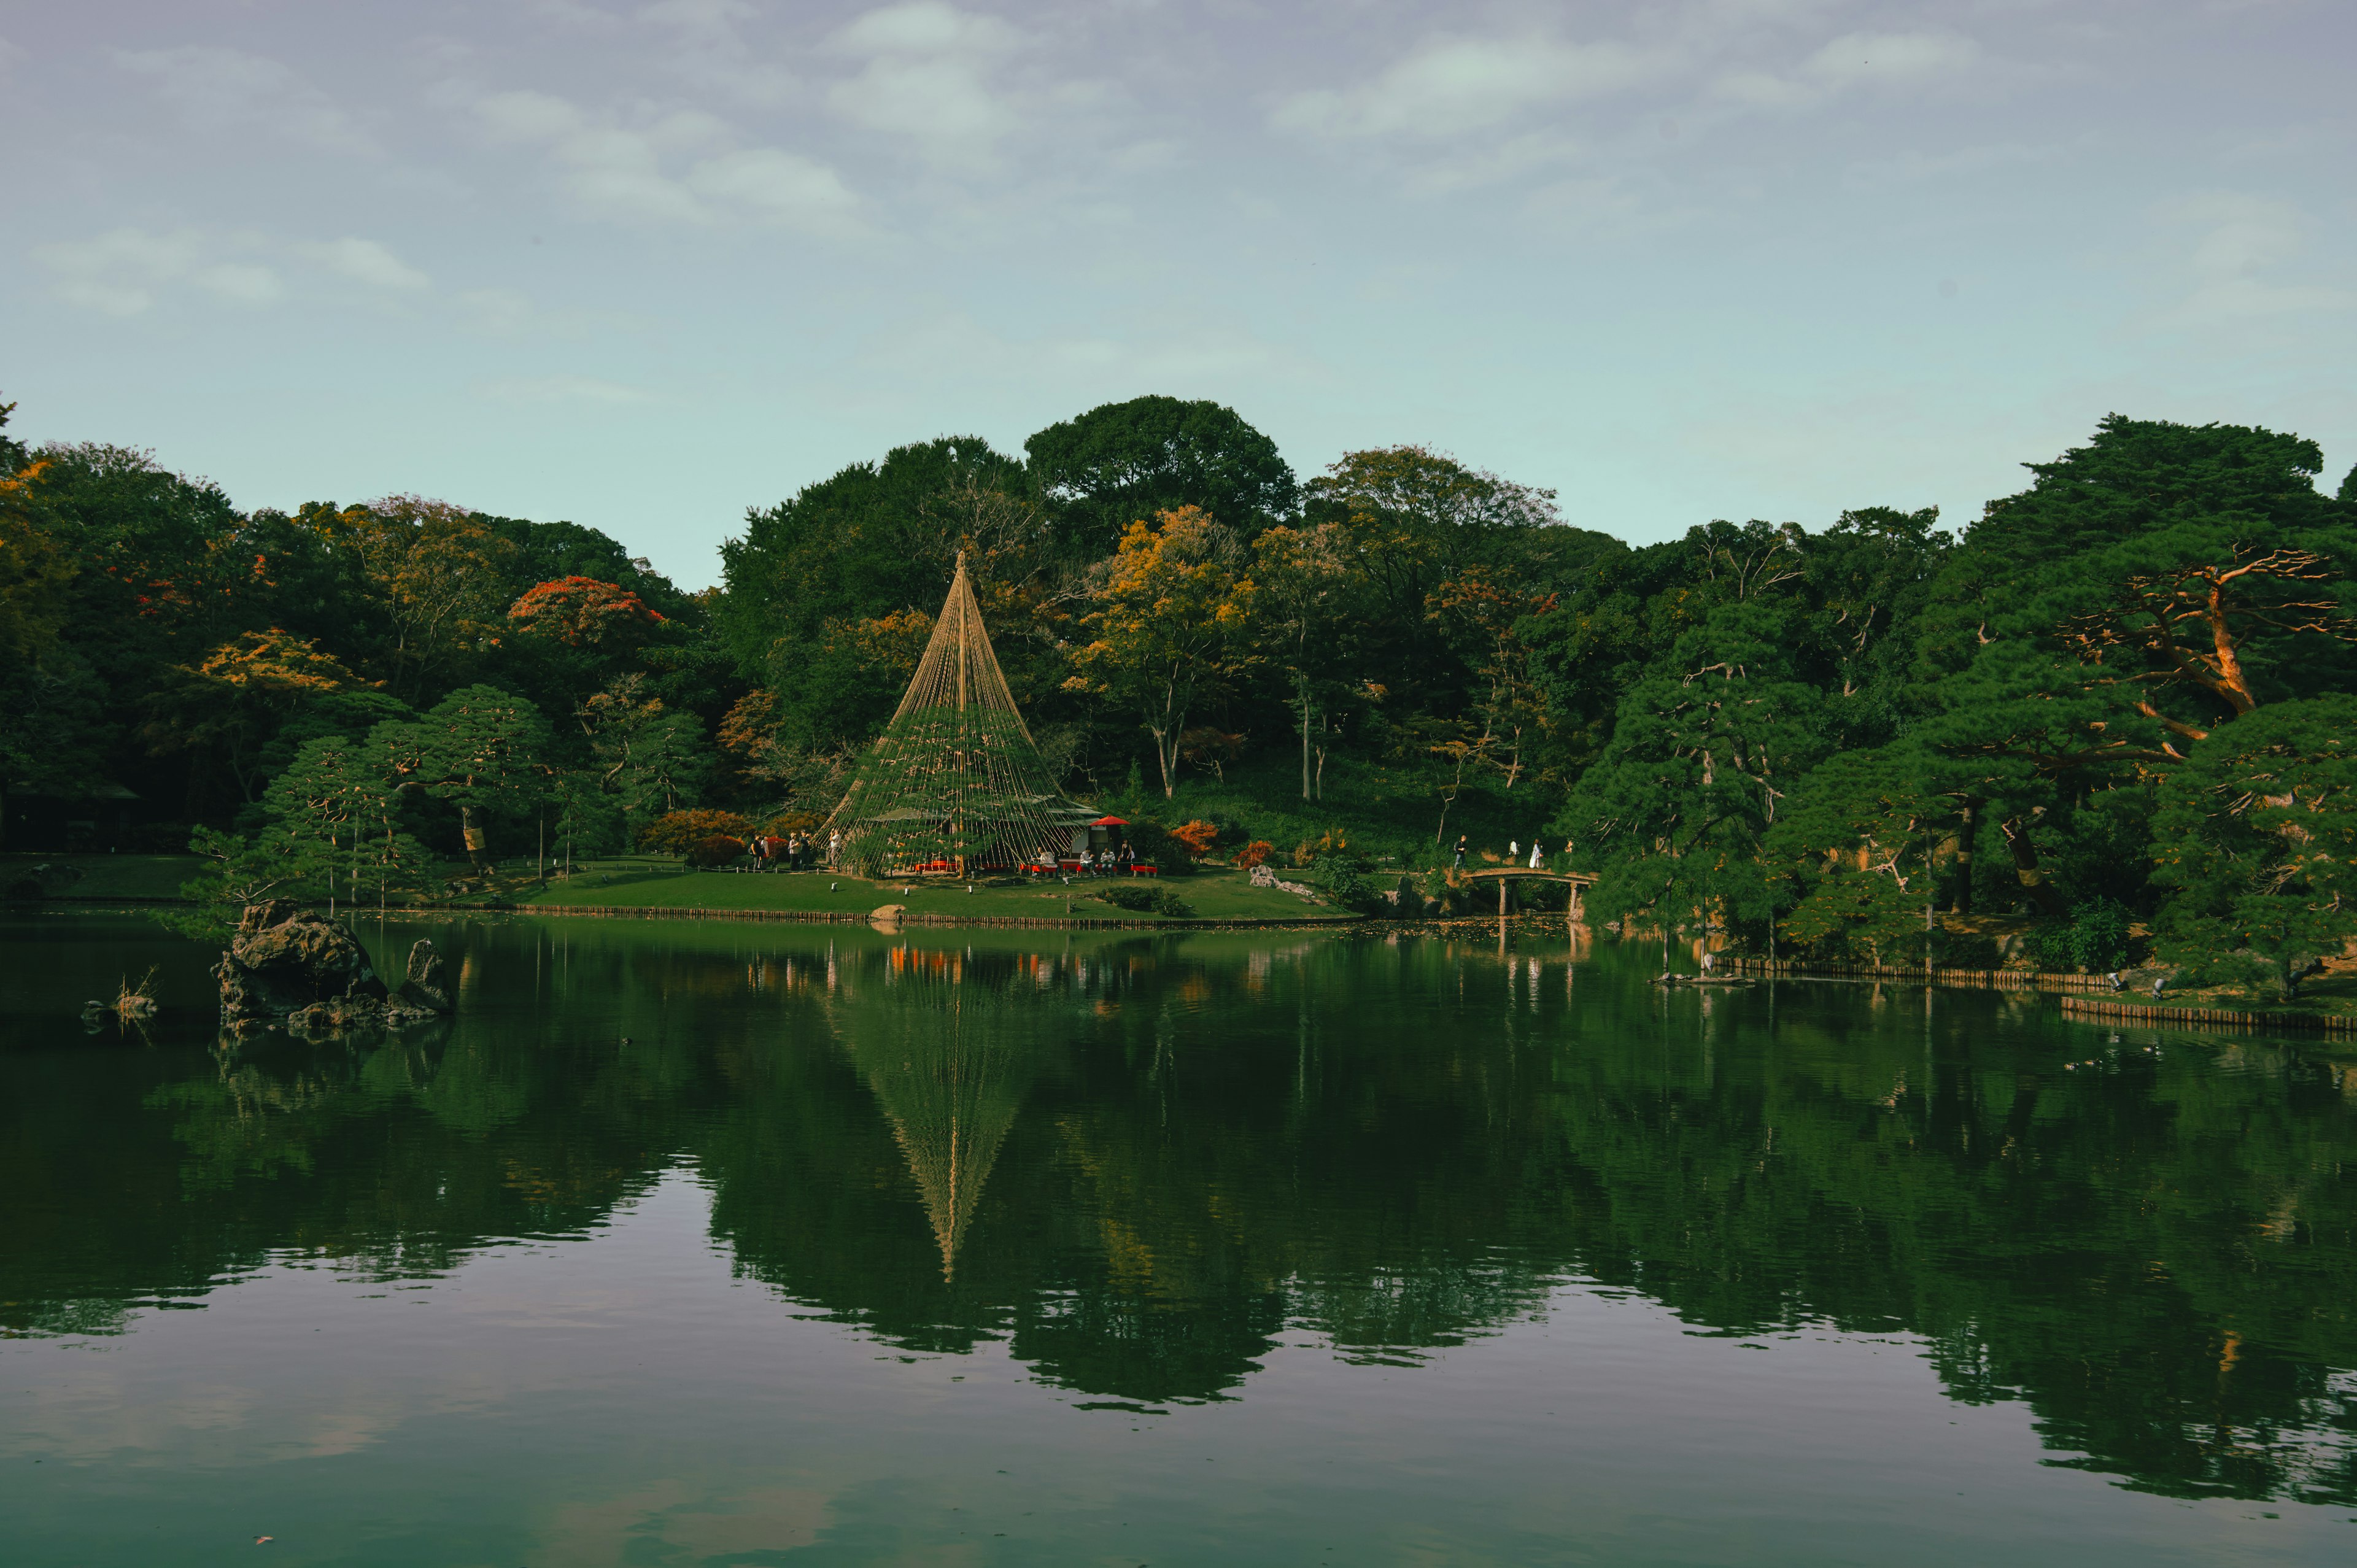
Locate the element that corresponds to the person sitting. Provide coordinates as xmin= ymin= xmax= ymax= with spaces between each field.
xmin=1078 ymin=846 xmax=1095 ymax=877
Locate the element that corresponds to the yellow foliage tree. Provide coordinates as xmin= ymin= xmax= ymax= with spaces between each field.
xmin=1067 ymin=508 xmax=1256 ymax=798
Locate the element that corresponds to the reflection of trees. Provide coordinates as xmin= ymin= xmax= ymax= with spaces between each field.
xmin=830 ymin=958 xmax=1039 ymax=1280
xmin=7 ymin=920 xmax=2357 ymax=1500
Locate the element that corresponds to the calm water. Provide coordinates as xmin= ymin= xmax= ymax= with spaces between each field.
xmin=4 ymin=914 xmax=2355 ymax=1566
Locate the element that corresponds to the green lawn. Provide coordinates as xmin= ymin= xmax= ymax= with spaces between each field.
xmin=1 ymin=853 xmax=201 ymax=900
xmin=1092 ymin=751 xmax=1556 ymax=870
xmin=521 ymin=860 xmax=1352 ymax=924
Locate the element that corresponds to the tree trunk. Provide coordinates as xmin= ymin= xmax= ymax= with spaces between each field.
xmin=1951 ymin=799 xmax=1978 ymax=914
xmin=1999 ymin=816 xmax=2065 ymax=916
xmin=460 ymin=803 xmax=492 ymax=871
xmin=1299 ymin=680 xmax=1314 ymax=803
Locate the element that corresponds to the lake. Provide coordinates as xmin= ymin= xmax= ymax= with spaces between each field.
xmin=4 ymin=912 xmax=2354 ymax=1566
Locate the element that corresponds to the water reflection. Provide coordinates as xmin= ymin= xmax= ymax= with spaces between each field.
xmin=3 ymin=915 xmax=2355 ymax=1503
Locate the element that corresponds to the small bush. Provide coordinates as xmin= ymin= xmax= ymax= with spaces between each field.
xmin=685 ymin=835 xmax=747 ymax=869
xmin=1234 ymin=840 xmax=1274 ymax=870
xmin=641 ymin=809 xmax=751 ymax=855
xmin=1170 ymin=819 xmax=1220 ymax=859
xmin=1097 ymin=883 xmax=1194 ymax=917
xmin=757 ymin=810 xmax=826 ymax=838
xmin=2031 ymin=898 xmax=2137 ymax=972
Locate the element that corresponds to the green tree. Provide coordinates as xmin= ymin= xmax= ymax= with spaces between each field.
xmin=263 ymin=734 xmax=430 ymax=911
xmin=1767 ymin=748 xmax=1946 ymax=966
xmin=379 ymin=684 xmax=554 ymax=868
xmin=1557 ymin=602 xmax=1831 ymax=952
xmin=1024 ymin=395 xmax=1296 ymax=557
xmin=2151 ymin=694 xmax=2357 ymax=1000
xmin=1249 ymin=521 xmax=1364 ymax=801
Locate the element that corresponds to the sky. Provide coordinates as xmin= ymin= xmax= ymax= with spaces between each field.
xmin=4 ymin=0 xmax=2351 ymax=587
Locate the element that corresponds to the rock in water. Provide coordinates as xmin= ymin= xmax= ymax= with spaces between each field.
xmin=215 ymin=902 xmax=445 ymax=1036
xmin=400 ymin=939 xmax=452 ymax=1013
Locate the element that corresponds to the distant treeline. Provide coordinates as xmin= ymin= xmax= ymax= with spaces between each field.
xmin=2 ymin=393 xmax=2352 ymax=988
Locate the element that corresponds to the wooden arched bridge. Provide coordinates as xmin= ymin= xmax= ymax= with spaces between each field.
xmin=1460 ymin=867 xmax=1596 ymax=917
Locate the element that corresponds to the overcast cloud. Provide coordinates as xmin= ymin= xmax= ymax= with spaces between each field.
xmin=4 ymin=1 xmax=2351 ymax=584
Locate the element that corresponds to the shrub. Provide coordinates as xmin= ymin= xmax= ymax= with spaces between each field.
xmin=1098 ymin=883 xmax=1194 ymax=917
xmin=2031 ymin=898 xmax=2137 ymax=973
xmin=640 ymin=809 xmax=751 ymax=855
xmin=1170 ymin=819 xmax=1220 ymax=860
xmin=1234 ymin=840 xmax=1274 ymax=870
xmin=757 ymin=810 xmax=825 ymax=838
xmin=685 ymin=835 xmax=747 ymax=869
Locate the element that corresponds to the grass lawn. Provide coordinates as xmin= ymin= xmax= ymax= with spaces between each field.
xmin=520 ymin=859 xmax=1352 ymax=924
xmin=1 ymin=853 xmax=202 ymax=900
xmin=1091 ymin=751 xmax=1557 ymax=871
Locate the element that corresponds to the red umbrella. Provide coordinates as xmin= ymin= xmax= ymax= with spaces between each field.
xmin=1090 ymin=816 xmax=1129 ymax=826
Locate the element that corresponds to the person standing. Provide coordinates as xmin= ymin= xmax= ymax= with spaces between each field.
xmin=1453 ymin=835 xmax=1467 ymax=871
xmin=827 ymin=828 xmax=841 ymax=867
xmin=1528 ymin=841 xmax=1542 ymax=870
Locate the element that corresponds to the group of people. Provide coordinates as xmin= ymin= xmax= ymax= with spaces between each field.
xmin=751 ymin=830 xmax=837 ymax=871
xmin=1074 ymin=840 xmax=1138 ymax=876
xmin=1451 ymin=835 xmax=1569 ymax=871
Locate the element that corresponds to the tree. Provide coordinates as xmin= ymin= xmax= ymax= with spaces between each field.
xmin=576 ymin=674 xmax=711 ymax=826
xmin=310 ymin=496 xmax=516 ymax=698
xmin=261 ymin=733 xmax=428 ymax=911
xmin=378 ymin=685 xmax=553 ymax=868
xmin=1067 ymin=508 xmax=1257 ymax=797
xmin=1426 ymin=566 xmax=1555 ymax=793
xmin=1024 ymin=395 xmax=1296 ymax=557
xmin=1250 ymin=522 xmax=1363 ymax=800
xmin=148 ymin=629 xmax=370 ymax=806
xmin=715 ymin=437 xmax=1043 ymax=747
xmin=1555 ymin=602 xmax=1830 ymax=951
xmin=507 ymin=576 xmax=666 ymax=651
xmin=157 ymin=826 xmax=319 ymax=943
xmin=2151 ymin=695 xmax=2357 ymax=1000
xmin=1767 ymin=749 xmax=1946 ymax=967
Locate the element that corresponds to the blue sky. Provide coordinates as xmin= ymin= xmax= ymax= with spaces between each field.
xmin=5 ymin=0 xmax=2351 ymax=585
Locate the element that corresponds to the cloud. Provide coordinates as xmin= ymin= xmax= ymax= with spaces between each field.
xmin=686 ymin=150 xmax=862 ymax=233
xmin=115 ymin=45 xmax=379 ymax=155
xmin=300 ymin=238 xmax=432 ymax=290
xmin=475 ymin=88 xmax=862 ymax=231
xmin=34 ymin=227 xmax=211 ymax=317
xmin=35 ymin=227 xmax=430 ymax=315
xmin=1275 ymin=34 xmax=1660 ymax=143
xmin=475 ymin=374 xmax=652 ymax=405
xmin=638 ymin=0 xmax=797 ymax=105
xmin=826 ymin=2 xmax=1029 ymax=168
xmin=2151 ymin=191 xmax=2356 ymax=326
xmin=0 ymin=34 xmax=26 ymax=76
xmin=1715 ymin=29 xmax=1983 ymax=109
xmin=193 ymin=263 xmax=284 ymax=306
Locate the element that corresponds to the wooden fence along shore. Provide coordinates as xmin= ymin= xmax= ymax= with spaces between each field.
xmin=2057 ymin=995 xmax=2356 ymax=1035
xmin=1718 ymin=957 xmax=2117 ymax=993
xmin=1720 ymin=955 xmax=2353 ymax=1035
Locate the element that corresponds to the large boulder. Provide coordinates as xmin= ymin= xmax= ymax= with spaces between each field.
xmin=215 ymin=903 xmax=449 ymax=1036
xmin=400 ymin=940 xmax=453 ymax=1014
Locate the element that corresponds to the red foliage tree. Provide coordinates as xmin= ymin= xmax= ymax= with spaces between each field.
xmin=507 ymin=576 xmax=664 ymax=650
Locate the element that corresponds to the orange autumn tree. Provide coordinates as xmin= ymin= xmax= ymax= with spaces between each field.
xmin=508 ymin=575 xmax=666 ymax=650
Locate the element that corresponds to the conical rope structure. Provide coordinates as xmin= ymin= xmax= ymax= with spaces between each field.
xmin=824 ymin=552 xmax=1096 ymax=876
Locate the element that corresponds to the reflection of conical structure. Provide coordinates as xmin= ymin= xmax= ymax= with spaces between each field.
xmin=831 ymin=976 xmax=1035 ymax=1280
xmin=823 ymin=554 xmax=1096 ymax=876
